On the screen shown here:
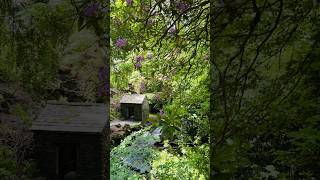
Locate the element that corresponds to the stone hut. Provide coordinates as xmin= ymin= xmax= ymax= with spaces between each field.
xmin=120 ymin=94 xmax=149 ymax=122
xmin=30 ymin=101 xmax=108 ymax=180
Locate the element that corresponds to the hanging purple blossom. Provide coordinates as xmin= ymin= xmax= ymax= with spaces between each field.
xmin=135 ymin=55 xmax=144 ymax=62
xmin=83 ymin=2 xmax=101 ymax=17
xmin=115 ymin=38 xmax=128 ymax=48
xmin=176 ymin=1 xmax=190 ymax=13
xmin=126 ymin=0 xmax=133 ymax=6
xmin=98 ymin=66 xmax=109 ymax=97
xmin=135 ymin=61 xmax=142 ymax=69
xmin=159 ymin=109 xmax=165 ymax=118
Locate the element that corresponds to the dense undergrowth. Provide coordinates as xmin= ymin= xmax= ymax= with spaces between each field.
xmin=111 ymin=127 xmax=209 ymax=180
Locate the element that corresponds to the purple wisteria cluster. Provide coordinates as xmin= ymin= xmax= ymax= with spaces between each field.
xmin=115 ymin=38 xmax=128 ymax=48
xmin=134 ymin=55 xmax=144 ymax=69
xmin=176 ymin=1 xmax=190 ymax=13
xmin=135 ymin=62 xmax=142 ymax=69
xmin=83 ymin=2 xmax=107 ymax=17
xmin=135 ymin=55 xmax=144 ymax=62
xmin=98 ymin=66 xmax=109 ymax=97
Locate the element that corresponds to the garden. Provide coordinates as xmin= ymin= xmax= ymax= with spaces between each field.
xmin=0 ymin=0 xmax=319 ymax=180
xmin=109 ymin=0 xmax=209 ymax=179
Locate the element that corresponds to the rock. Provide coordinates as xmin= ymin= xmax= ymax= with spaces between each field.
xmin=110 ymin=120 xmax=142 ymax=146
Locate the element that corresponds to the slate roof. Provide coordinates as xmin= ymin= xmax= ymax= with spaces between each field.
xmin=30 ymin=101 xmax=107 ymax=133
xmin=120 ymin=94 xmax=146 ymax=104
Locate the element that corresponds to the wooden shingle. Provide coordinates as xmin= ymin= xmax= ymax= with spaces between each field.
xmin=120 ymin=94 xmax=146 ymax=104
xmin=31 ymin=101 xmax=107 ymax=133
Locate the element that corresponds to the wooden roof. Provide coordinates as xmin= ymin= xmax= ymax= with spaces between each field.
xmin=120 ymin=94 xmax=146 ymax=104
xmin=31 ymin=101 xmax=107 ymax=133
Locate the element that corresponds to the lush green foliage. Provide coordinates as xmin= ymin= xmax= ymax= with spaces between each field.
xmin=111 ymin=128 xmax=209 ymax=179
xmin=0 ymin=146 xmax=37 ymax=180
xmin=0 ymin=0 xmax=108 ymax=100
xmin=0 ymin=1 xmax=74 ymax=97
xmin=150 ymin=151 xmax=205 ymax=180
xmin=0 ymin=1 xmax=109 ymax=179
xmin=110 ymin=0 xmax=210 ymax=178
xmin=111 ymin=0 xmax=320 ymax=179
xmin=210 ymin=0 xmax=320 ymax=178
xmin=111 ymin=128 xmax=159 ymax=179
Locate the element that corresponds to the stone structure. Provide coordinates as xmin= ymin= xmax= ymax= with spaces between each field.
xmin=30 ymin=101 xmax=108 ymax=180
xmin=120 ymin=94 xmax=149 ymax=122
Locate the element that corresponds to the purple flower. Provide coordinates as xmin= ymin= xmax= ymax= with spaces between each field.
xmin=147 ymin=52 xmax=153 ymax=59
xmin=168 ymin=26 xmax=177 ymax=36
xmin=115 ymin=38 xmax=127 ymax=48
xmin=135 ymin=62 xmax=142 ymax=69
xmin=98 ymin=66 xmax=109 ymax=97
xmin=126 ymin=0 xmax=133 ymax=6
xmin=159 ymin=109 xmax=165 ymax=118
xmin=176 ymin=2 xmax=190 ymax=13
xmin=135 ymin=55 xmax=144 ymax=62
xmin=83 ymin=2 xmax=100 ymax=17
xmin=176 ymin=2 xmax=189 ymax=13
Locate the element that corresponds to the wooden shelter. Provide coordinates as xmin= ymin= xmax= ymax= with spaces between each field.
xmin=30 ymin=101 xmax=108 ymax=180
xmin=120 ymin=94 xmax=149 ymax=122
